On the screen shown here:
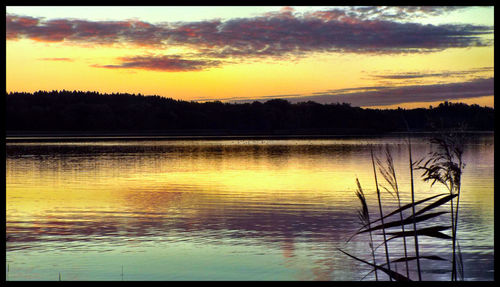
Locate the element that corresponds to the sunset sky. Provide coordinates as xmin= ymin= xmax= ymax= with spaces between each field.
xmin=6 ymin=6 xmax=494 ymax=108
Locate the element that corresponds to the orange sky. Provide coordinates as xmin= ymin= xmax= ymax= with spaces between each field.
xmin=6 ymin=6 xmax=494 ymax=108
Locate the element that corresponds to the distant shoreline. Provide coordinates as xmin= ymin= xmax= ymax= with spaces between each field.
xmin=5 ymin=130 xmax=494 ymax=142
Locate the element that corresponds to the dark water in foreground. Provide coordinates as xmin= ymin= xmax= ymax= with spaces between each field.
xmin=6 ymin=134 xmax=494 ymax=280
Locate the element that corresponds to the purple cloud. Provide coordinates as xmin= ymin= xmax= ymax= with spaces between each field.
xmin=92 ymin=55 xmax=222 ymax=72
xmin=370 ymin=67 xmax=493 ymax=79
xmin=6 ymin=7 xmax=493 ymax=61
xmin=339 ymin=6 xmax=469 ymax=21
xmin=233 ymin=77 xmax=494 ymax=107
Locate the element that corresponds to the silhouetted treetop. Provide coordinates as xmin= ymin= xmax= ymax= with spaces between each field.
xmin=6 ymin=90 xmax=494 ymax=134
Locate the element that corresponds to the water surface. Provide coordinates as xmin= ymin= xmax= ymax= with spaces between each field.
xmin=6 ymin=134 xmax=494 ymax=280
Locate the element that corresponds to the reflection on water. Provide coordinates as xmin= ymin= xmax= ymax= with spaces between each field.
xmin=6 ymin=134 xmax=494 ymax=281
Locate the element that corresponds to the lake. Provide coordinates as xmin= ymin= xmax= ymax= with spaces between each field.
xmin=5 ymin=133 xmax=494 ymax=281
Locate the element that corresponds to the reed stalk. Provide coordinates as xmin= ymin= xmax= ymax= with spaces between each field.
xmin=452 ymin=156 xmax=463 ymax=280
xmin=417 ymin=132 xmax=465 ymax=280
xmin=355 ymin=177 xmax=378 ymax=281
xmin=370 ymin=147 xmax=392 ymax=280
xmin=377 ymin=145 xmax=409 ymax=278
xmin=341 ymin=128 xmax=465 ymax=281
xmin=449 ymin=185 xmax=456 ymax=280
xmin=452 ymin=133 xmax=464 ymax=280
xmin=407 ymin=133 xmax=422 ymax=281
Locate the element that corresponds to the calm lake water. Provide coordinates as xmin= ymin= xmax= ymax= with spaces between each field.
xmin=6 ymin=134 xmax=494 ymax=281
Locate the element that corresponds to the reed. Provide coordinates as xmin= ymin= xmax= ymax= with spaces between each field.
xmin=339 ymin=132 xmax=464 ymax=281
xmin=354 ymin=177 xmax=378 ymax=281
xmin=416 ymin=131 xmax=465 ymax=280
xmin=376 ymin=145 xmax=409 ymax=278
xmin=406 ymin=133 xmax=422 ymax=280
xmin=370 ymin=147 xmax=392 ymax=280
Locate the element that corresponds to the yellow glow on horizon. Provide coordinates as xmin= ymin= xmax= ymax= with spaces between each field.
xmin=365 ymin=95 xmax=494 ymax=110
xmin=6 ymin=36 xmax=494 ymax=107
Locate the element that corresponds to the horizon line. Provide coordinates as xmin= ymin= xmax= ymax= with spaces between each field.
xmin=6 ymin=89 xmax=494 ymax=110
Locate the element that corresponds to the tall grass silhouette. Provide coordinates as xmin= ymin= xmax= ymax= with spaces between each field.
xmin=376 ymin=145 xmax=409 ymax=278
xmin=354 ymin=177 xmax=378 ymax=281
xmin=416 ymin=131 xmax=465 ymax=280
xmin=370 ymin=147 xmax=392 ymax=280
xmin=339 ymin=131 xmax=465 ymax=281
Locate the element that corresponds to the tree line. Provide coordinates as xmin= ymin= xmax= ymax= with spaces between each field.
xmin=5 ymin=90 xmax=494 ymax=134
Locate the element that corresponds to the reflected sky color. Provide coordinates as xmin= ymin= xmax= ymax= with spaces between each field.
xmin=6 ymin=135 xmax=494 ymax=280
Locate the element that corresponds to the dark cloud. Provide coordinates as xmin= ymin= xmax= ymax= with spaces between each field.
xmin=371 ymin=67 xmax=493 ymax=79
xmin=7 ymin=14 xmax=163 ymax=45
xmin=234 ymin=78 xmax=494 ymax=107
xmin=174 ymin=9 xmax=492 ymax=57
xmin=343 ymin=6 xmax=469 ymax=21
xmin=92 ymin=55 xmax=222 ymax=72
xmin=6 ymin=7 xmax=493 ymax=61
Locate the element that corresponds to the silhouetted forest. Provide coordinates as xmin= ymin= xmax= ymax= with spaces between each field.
xmin=6 ymin=90 xmax=494 ymax=135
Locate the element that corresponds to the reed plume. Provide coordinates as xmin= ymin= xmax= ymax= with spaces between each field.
xmin=354 ymin=177 xmax=378 ymax=281
xmin=340 ymin=132 xmax=464 ymax=281
xmin=376 ymin=145 xmax=409 ymax=278
xmin=370 ymin=147 xmax=392 ymax=280
xmin=416 ymin=131 xmax=465 ymax=280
